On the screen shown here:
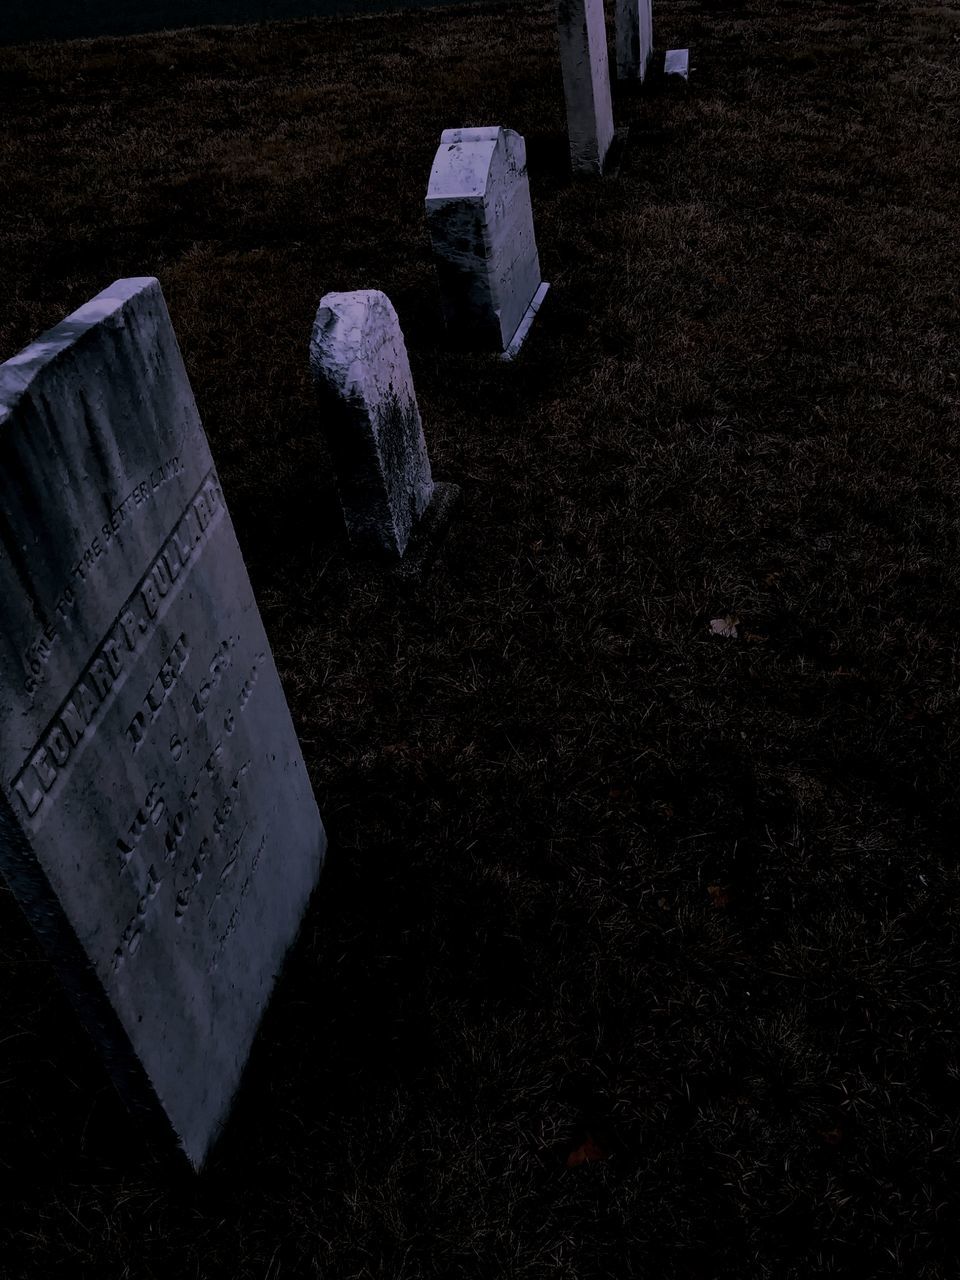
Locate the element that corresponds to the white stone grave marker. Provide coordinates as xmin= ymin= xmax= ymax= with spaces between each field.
xmin=0 ymin=278 xmax=326 ymax=1169
xmin=425 ymin=126 xmax=549 ymax=356
xmin=664 ymin=48 xmax=691 ymax=80
xmin=556 ymin=0 xmax=616 ymax=175
xmin=310 ymin=289 xmax=445 ymax=559
xmin=615 ymin=0 xmax=654 ymax=82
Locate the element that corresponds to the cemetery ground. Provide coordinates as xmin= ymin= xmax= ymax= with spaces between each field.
xmin=1 ymin=0 xmax=959 ymax=1274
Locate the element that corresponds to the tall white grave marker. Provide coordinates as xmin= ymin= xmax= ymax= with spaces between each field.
xmin=0 ymin=278 xmax=326 ymax=1169
xmin=425 ymin=126 xmax=549 ymax=357
xmin=615 ymin=0 xmax=653 ymax=81
xmin=556 ymin=0 xmax=616 ymax=175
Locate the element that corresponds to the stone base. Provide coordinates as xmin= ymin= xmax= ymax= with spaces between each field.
xmin=603 ymin=126 xmax=630 ymax=179
xmin=615 ymin=68 xmax=655 ymax=96
xmin=391 ymin=481 xmax=461 ymax=583
xmin=501 ymin=282 xmax=550 ymax=362
xmin=664 ymin=49 xmax=691 ymax=81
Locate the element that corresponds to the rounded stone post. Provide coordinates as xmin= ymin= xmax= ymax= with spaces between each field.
xmin=309 ymin=290 xmax=435 ymax=561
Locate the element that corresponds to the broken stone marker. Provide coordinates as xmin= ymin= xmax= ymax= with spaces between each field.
xmin=0 ymin=277 xmax=327 ymax=1170
xmin=425 ymin=126 xmax=549 ymax=357
xmin=664 ymin=48 xmax=691 ymax=80
xmin=556 ymin=0 xmax=616 ymax=175
xmin=615 ymin=0 xmax=654 ymax=82
xmin=310 ymin=289 xmax=454 ymax=561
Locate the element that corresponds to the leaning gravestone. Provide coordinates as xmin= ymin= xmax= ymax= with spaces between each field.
xmin=556 ymin=0 xmax=616 ymax=175
xmin=0 ymin=277 xmax=326 ymax=1170
xmin=425 ymin=126 xmax=549 ymax=357
xmin=615 ymin=0 xmax=653 ymax=82
xmin=310 ymin=289 xmax=447 ymax=561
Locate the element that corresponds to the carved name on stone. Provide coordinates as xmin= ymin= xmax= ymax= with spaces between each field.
xmin=0 ymin=277 xmax=326 ymax=1169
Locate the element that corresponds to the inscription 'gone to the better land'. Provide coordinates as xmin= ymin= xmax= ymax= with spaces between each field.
xmin=0 ymin=278 xmax=326 ymax=1170
xmin=14 ymin=471 xmax=223 ymax=819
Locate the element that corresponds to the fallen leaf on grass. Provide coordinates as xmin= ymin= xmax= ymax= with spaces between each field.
xmin=565 ymin=1135 xmax=609 ymax=1167
xmin=709 ymin=615 xmax=739 ymax=639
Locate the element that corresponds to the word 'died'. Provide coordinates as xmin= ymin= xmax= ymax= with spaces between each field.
xmin=126 ymin=634 xmax=190 ymax=752
xmin=12 ymin=472 xmax=224 ymax=821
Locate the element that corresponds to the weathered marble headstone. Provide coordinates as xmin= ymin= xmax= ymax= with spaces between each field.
xmin=0 ymin=278 xmax=326 ymax=1170
xmin=615 ymin=0 xmax=653 ymax=82
xmin=556 ymin=0 xmax=616 ymax=175
xmin=310 ymin=289 xmax=441 ymax=560
xmin=425 ymin=126 xmax=549 ymax=356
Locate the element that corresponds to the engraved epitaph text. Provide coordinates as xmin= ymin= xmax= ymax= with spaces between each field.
xmin=0 ymin=278 xmax=326 ymax=1169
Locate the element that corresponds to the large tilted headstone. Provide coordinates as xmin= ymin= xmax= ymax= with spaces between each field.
xmin=310 ymin=289 xmax=439 ymax=559
xmin=615 ymin=0 xmax=653 ymax=82
xmin=425 ymin=126 xmax=549 ymax=357
xmin=0 ymin=278 xmax=326 ymax=1169
xmin=556 ymin=0 xmax=616 ymax=175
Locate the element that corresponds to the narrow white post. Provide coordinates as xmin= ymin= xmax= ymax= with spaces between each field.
xmin=556 ymin=0 xmax=616 ymax=176
xmin=615 ymin=0 xmax=653 ymax=82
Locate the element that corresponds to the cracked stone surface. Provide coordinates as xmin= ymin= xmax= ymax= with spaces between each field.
xmin=310 ymin=289 xmax=435 ymax=560
xmin=425 ymin=126 xmax=544 ymax=353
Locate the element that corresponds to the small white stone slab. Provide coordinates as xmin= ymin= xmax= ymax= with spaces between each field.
xmin=426 ymin=126 xmax=545 ymax=354
xmin=664 ymin=48 xmax=691 ymax=80
xmin=615 ymin=0 xmax=654 ymax=82
xmin=556 ymin=0 xmax=616 ymax=175
xmin=0 ymin=278 xmax=326 ymax=1170
xmin=310 ymin=289 xmax=435 ymax=559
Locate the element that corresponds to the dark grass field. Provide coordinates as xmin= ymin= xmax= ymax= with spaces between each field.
xmin=2 ymin=0 xmax=960 ymax=1275
xmin=0 ymin=0 xmax=478 ymax=45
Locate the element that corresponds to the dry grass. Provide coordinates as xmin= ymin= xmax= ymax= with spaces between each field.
xmin=2 ymin=0 xmax=960 ymax=1276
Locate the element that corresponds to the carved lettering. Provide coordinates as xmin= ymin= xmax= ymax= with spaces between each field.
xmin=125 ymin=634 xmax=190 ymax=754
xmin=10 ymin=471 xmax=222 ymax=820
